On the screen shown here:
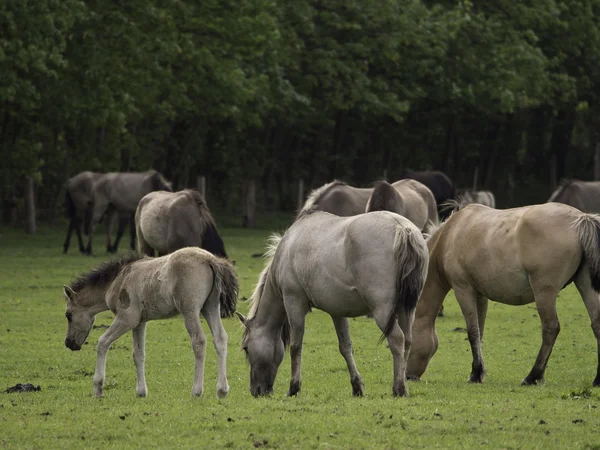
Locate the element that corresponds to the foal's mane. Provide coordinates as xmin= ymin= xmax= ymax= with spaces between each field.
xmin=69 ymin=253 xmax=145 ymax=293
xmin=297 ymin=180 xmax=347 ymax=217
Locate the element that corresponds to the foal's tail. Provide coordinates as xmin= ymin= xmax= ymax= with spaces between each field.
xmin=573 ymin=213 xmax=600 ymax=292
xmin=208 ymin=256 xmax=240 ymax=318
xmin=383 ymin=225 xmax=429 ymax=338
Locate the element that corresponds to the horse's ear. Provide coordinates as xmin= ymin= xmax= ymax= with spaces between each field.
xmin=236 ymin=312 xmax=247 ymax=325
xmin=63 ymin=285 xmax=75 ymax=301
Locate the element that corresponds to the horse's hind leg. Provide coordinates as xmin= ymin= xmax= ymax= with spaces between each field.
xmin=454 ymin=286 xmax=486 ymax=383
xmin=109 ymin=216 xmax=128 ymax=253
xmin=63 ymin=218 xmax=75 ymax=253
xmin=521 ymin=280 xmax=560 ymax=386
xmin=331 ymin=315 xmax=364 ymax=396
xmin=74 ymin=218 xmax=86 ymax=253
xmin=94 ymin=317 xmax=132 ymax=397
xmin=182 ymin=310 xmax=207 ymax=397
xmin=132 ymin=322 xmax=148 ymax=397
xmin=129 ymin=215 xmax=136 ymax=250
xmin=201 ymin=293 xmax=230 ymax=398
xmin=574 ymin=266 xmax=600 ymax=386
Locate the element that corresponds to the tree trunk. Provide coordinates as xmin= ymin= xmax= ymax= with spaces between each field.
xmin=25 ymin=177 xmax=36 ymax=234
xmin=243 ymin=179 xmax=256 ymax=228
xmin=549 ymin=109 xmax=575 ymax=183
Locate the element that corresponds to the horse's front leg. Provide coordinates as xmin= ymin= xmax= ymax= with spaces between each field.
xmin=286 ymin=311 xmax=307 ymax=397
xmin=455 ymin=287 xmax=486 ymax=383
xmin=202 ymin=299 xmax=230 ymax=398
xmin=182 ymin=312 xmax=207 ymax=397
xmin=331 ymin=316 xmax=364 ymax=396
xmin=94 ymin=318 xmax=132 ymax=397
xmin=132 ymin=322 xmax=148 ymax=397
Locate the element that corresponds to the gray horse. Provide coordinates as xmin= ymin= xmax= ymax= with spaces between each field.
xmin=85 ymin=170 xmax=172 ymax=255
xmin=63 ymin=171 xmax=133 ymax=254
xmin=548 ymin=179 xmax=600 ymax=212
xmin=299 ymin=179 xmax=438 ymax=232
xmin=406 ymin=202 xmax=600 ymax=387
xmin=457 ymin=189 xmax=496 ymax=208
xmin=135 ymin=189 xmax=228 ymax=258
xmin=63 ymin=247 xmax=238 ymax=398
xmin=238 ymin=208 xmax=429 ymax=397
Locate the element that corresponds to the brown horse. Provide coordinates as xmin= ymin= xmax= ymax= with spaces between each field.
xmin=548 ymin=179 xmax=600 ymax=212
xmin=399 ymin=169 xmax=455 ymax=219
xmin=406 ymin=202 xmax=600 ymax=387
xmin=299 ymin=179 xmax=438 ymax=232
xmin=135 ymin=189 xmax=228 ymax=258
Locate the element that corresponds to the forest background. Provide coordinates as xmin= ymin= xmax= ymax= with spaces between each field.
xmin=2 ymin=0 xmax=600 ymax=226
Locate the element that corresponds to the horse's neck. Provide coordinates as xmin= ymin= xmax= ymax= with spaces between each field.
xmin=252 ymin=279 xmax=287 ymax=331
xmin=81 ymin=285 xmax=110 ymax=315
xmin=416 ymin=265 xmax=449 ymax=322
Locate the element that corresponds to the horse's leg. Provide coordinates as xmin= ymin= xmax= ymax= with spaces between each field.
xmin=135 ymin=225 xmax=154 ymax=257
xmin=370 ymin=307 xmax=407 ymax=397
xmin=182 ymin=311 xmax=207 ymax=397
xmin=104 ymin=211 xmax=116 ymax=253
xmin=284 ymin=298 xmax=310 ymax=397
xmin=93 ymin=318 xmax=132 ymax=397
xmin=331 ymin=315 xmax=365 ymax=396
xmin=63 ymin=218 xmax=75 ymax=254
xmin=201 ymin=296 xmax=230 ymax=398
xmin=454 ymin=286 xmax=486 ymax=383
xmin=132 ymin=322 xmax=148 ymax=397
xmin=110 ymin=216 xmax=127 ymax=253
xmin=574 ymin=268 xmax=600 ymax=386
xmin=129 ymin=214 xmax=136 ymax=251
xmin=396 ymin=308 xmax=415 ymax=362
xmin=476 ymin=296 xmax=489 ymax=341
xmin=521 ymin=280 xmax=560 ymax=386
xmin=75 ymin=218 xmax=86 ymax=253
xmin=84 ymin=222 xmax=94 ymax=255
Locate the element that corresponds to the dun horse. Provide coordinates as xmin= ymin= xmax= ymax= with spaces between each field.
xmin=406 ymin=202 xmax=600 ymax=387
xmin=548 ymin=179 xmax=600 ymax=213
xmin=135 ymin=189 xmax=228 ymax=258
xmin=64 ymin=171 xmax=135 ymax=254
xmin=299 ymin=179 xmax=437 ymax=232
xmin=85 ymin=170 xmax=172 ymax=255
xmin=238 ymin=209 xmax=429 ymax=397
xmin=63 ymin=247 xmax=238 ymax=398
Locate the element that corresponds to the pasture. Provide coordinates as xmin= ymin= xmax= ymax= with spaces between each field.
xmin=1 ymin=221 xmax=600 ymax=449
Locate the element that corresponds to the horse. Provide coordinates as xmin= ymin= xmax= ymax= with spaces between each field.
xmin=298 ymin=179 xmax=438 ymax=232
xmin=399 ymin=169 xmax=455 ymax=219
xmin=85 ymin=170 xmax=172 ymax=255
xmin=135 ymin=189 xmax=228 ymax=258
xmin=63 ymin=247 xmax=239 ymax=398
xmin=405 ymin=202 xmax=600 ymax=388
xmin=457 ymin=189 xmax=496 ymax=208
xmin=237 ymin=208 xmax=429 ymax=397
xmin=63 ymin=171 xmax=134 ymax=254
xmin=548 ymin=179 xmax=600 ymax=212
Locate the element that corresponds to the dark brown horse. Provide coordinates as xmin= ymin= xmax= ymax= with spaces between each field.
xmin=399 ymin=170 xmax=455 ymax=219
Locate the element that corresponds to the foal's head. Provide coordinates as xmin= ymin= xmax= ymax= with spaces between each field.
xmin=63 ymin=285 xmax=96 ymax=351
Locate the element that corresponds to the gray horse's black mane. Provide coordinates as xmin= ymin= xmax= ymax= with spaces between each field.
xmin=69 ymin=253 xmax=145 ymax=292
xmin=182 ymin=189 xmax=228 ymax=259
xmin=150 ymin=170 xmax=172 ymax=192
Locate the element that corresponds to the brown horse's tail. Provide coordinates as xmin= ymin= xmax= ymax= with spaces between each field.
xmin=207 ymin=256 xmax=239 ymax=318
xmin=574 ymin=213 xmax=600 ymax=292
xmin=382 ymin=224 xmax=429 ymax=339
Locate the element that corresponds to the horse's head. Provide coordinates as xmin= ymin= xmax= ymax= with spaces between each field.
xmin=238 ymin=313 xmax=285 ymax=397
xmin=406 ymin=312 xmax=439 ymax=380
xmin=63 ymin=285 xmax=96 ymax=351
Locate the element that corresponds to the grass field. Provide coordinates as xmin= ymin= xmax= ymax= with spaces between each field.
xmin=2 ymin=218 xmax=600 ymax=449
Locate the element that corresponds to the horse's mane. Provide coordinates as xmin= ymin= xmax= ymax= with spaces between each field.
xmin=69 ymin=253 xmax=145 ymax=293
xmin=424 ymin=200 xmax=461 ymax=243
xmin=149 ymin=170 xmax=172 ymax=192
xmin=242 ymin=232 xmax=290 ymax=348
xmin=183 ymin=189 xmax=228 ymax=259
xmin=297 ymin=180 xmax=347 ymax=217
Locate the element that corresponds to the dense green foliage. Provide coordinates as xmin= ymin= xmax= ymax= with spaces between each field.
xmin=2 ymin=223 xmax=600 ymax=448
xmin=3 ymin=0 xmax=600 ymax=216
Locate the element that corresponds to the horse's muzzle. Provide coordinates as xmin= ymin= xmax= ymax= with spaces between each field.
xmin=251 ymin=385 xmax=273 ymax=397
xmin=65 ymin=337 xmax=81 ymax=351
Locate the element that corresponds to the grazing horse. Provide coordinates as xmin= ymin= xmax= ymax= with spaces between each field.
xmin=238 ymin=209 xmax=429 ymax=397
xmin=63 ymin=171 xmax=134 ymax=254
xmin=457 ymin=189 xmax=496 ymax=208
xmin=548 ymin=179 xmax=600 ymax=213
xmin=399 ymin=169 xmax=455 ymax=219
xmin=406 ymin=202 xmax=600 ymax=387
xmin=299 ymin=179 xmax=438 ymax=232
xmin=85 ymin=170 xmax=172 ymax=255
xmin=135 ymin=189 xmax=228 ymax=258
xmin=63 ymin=247 xmax=239 ymax=398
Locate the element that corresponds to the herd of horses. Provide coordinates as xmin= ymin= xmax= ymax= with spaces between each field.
xmin=62 ymin=170 xmax=600 ymax=398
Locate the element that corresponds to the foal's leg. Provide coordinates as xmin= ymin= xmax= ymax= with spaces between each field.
xmin=182 ymin=311 xmax=207 ymax=397
xmin=331 ymin=316 xmax=365 ymax=396
xmin=521 ymin=280 xmax=560 ymax=386
xmin=132 ymin=322 xmax=148 ymax=397
xmin=370 ymin=307 xmax=407 ymax=397
xmin=454 ymin=286 xmax=486 ymax=383
xmin=202 ymin=297 xmax=230 ymax=398
xmin=94 ymin=317 xmax=132 ymax=397
xmin=574 ymin=268 xmax=600 ymax=386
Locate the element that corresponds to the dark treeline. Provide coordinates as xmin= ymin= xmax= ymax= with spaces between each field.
xmin=2 ymin=0 xmax=600 ymax=224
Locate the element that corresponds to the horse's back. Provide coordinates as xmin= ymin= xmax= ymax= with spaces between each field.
xmin=311 ymin=184 xmax=372 ymax=216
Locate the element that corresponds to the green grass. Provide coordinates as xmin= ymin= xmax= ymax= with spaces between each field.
xmin=2 ymin=220 xmax=600 ymax=449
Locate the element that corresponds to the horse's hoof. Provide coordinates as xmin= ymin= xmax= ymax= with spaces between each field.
xmin=468 ymin=373 xmax=485 ymax=383
xmin=352 ymin=386 xmax=365 ymax=397
xmin=593 ymin=378 xmax=600 ymax=387
xmin=216 ymin=387 xmax=230 ymax=398
xmin=406 ymin=375 xmax=421 ymax=381
xmin=392 ymin=387 xmax=409 ymax=397
xmin=521 ymin=376 xmax=541 ymax=386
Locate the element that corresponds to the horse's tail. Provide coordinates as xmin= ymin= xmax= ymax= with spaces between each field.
xmin=383 ymin=225 xmax=429 ymax=339
xmin=207 ymin=255 xmax=239 ymax=319
xmin=573 ymin=213 xmax=600 ymax=293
